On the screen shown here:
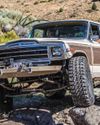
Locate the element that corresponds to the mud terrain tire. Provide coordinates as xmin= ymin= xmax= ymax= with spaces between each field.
xmin=68 ymin=56 xmax=95 ymax=107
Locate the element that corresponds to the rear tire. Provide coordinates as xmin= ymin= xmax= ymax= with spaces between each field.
xmin=68 ymin=56 xmax=95 ymax=107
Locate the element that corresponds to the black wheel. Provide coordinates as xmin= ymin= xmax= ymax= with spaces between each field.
xmin=68 ymin=56 xmax=95 ymax=107
xmin=45 ymin=90 xmax=66 ymax=99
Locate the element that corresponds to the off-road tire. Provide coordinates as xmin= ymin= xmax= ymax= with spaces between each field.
xmin=68 ymin=56 xmax=95 ymax=107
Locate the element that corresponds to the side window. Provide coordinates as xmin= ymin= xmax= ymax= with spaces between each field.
xmin=33 ymin=29 xmax=44 ymax=38
xmin=90 ymin=24 xmax=100 ymax=41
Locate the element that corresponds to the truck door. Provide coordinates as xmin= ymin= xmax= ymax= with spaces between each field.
xmin=90 ymin=23 xmax=100 ymax=78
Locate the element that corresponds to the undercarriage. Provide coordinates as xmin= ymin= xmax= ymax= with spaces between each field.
xmin=0 ymin=66 xmax=69 ymax=115
xmin=0 ymin=67 xmax=69 ymax=98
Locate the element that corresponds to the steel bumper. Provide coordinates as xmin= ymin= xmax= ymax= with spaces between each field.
xmin=0 ymin=66 xmax=62 ymax=78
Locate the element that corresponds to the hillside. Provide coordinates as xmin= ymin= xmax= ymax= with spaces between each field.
xmin=0 ymin=0 xmax=100 ymax=21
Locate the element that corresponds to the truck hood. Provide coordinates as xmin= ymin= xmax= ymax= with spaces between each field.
xmin=0 ymin=38 xmax=67 ymax=49
xmin=0 ymin=37 xmax=89 ymax=51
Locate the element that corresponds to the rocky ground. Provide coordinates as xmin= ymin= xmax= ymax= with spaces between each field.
xmin=0 ymin=94 xmax=74 ymax=125
xmin=0 ymin=86 xmax=100 ymax=125
xmin=0 ymin=0 xmax=100 ymax=21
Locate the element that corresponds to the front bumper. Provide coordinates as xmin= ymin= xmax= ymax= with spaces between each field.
xmin=0 ymin=66 xmax=62 ymax=78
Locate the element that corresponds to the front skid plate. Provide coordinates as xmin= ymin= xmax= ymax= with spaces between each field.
xmin=0 ymin=66 xmax=62 ymax=78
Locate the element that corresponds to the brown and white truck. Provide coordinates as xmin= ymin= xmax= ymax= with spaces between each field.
xmin=0 ymin=20 xmax=100 ymax=112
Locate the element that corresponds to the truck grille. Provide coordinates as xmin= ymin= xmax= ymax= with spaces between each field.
xmin=0 ymin=46 xmax=48 ymax=61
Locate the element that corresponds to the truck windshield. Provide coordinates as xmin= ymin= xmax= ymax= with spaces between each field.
xmin=31 ymin=22 xmax=88 ymax=39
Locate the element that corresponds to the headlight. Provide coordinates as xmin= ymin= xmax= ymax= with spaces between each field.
xmin=51 ymin=47 xmax=63 ymax=57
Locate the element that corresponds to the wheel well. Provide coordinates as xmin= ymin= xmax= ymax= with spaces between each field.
xmin=73 ymin=52 xmax=89 ymax=63
xmin=73 ymin=52 xmax=87 ymax=58
xmin=66 ymin=52 xmax=88 ymax=69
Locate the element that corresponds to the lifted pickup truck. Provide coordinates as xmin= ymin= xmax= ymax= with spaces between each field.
xmin=0 ymin=19 xmax=100 ymax=112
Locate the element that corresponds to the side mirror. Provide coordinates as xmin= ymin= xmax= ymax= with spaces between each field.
xmin=90 ymin=35 xmax=99 ymax=41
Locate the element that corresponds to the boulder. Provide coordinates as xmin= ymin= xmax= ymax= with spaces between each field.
xmin=2 ymin=24 xmax=13 ymax=32
xmin=14 ymin=25 xmax=29 ymax=37
xmin=69 ymin=105 xmax=100 ymax=125
xmin=9 ymin=109 xmax=58 ymax=125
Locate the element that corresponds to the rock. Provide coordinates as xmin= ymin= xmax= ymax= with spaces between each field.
xmin=2 ymin=24 xmax=13 ymax=32
xmin=14 ymin=25 xmax=29 ymax=37
xmin=94 ymin=88 xmax=100 ymax=97
xmin=69 ymin=105 xmax=100 ymax=125
xmin=53 ymin=109 xmax=74 ymax=125
xmin=9 ymin=109 xmax=56 ymax=125
xmin=0 ymin=95 xmax=74 ymax=125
